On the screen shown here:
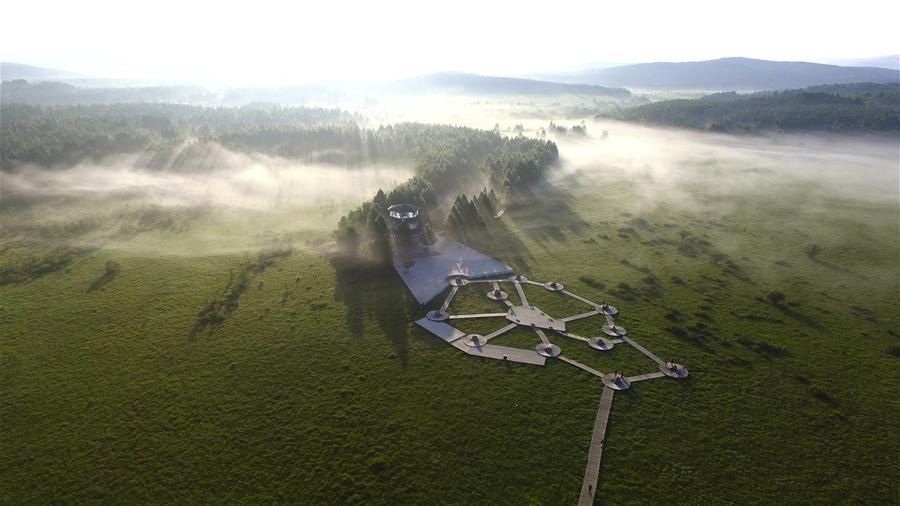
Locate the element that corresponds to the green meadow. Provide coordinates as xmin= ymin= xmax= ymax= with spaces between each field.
xmin=2 ymin=121 xmax=898 ymax=504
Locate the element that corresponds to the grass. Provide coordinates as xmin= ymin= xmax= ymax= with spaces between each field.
xmin=2 ymin=132 xmax=899 ymax=504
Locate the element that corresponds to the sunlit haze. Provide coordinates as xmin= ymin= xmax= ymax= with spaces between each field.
xmin=2 ymin=0 xmax=898 ymax=81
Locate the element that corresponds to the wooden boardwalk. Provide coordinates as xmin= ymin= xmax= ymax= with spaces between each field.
xmin=556 ymin=355 xmax=605 ymax=378
xmin=413 ymin=272 xmax=683 ymax=505
xmin=621 ymin=336 xmax=665 ymax=366
xmin=562 ymin=309 xmax=601 ymax=323
xmin=439 ymin=286 xmax=458 ymax=314
xmin=578 ymin=386 xmax=615 ymax=506
xmin=556 ymin=331 xmax=590 ymax=342
xmin=450 ymin=338 xmax=546 ymax=365
xmin=513 ymin=280 xmax=529 ymax=306
xmin=626 ymin=371 xmax=666 ymax=383
xmin=448 ymin=312 xmax=507 ymax=320
xmin=415 ymin=318 xmax=546 ymax=365
xmin=562 ymin=289 xmax=598 ymax=307
xmin=483 ymin=323 xmax=518 ymax=342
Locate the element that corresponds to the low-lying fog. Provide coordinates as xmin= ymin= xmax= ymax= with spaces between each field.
xmin=1 ymin=143 xmax=413 ymax=211
xmin=362 ymin=97 xmax=898 ymax=208
xmin=551 ymin=119 xmax=899 ymax=203
xmin=2 ymin=110 xmax=896 ymax=261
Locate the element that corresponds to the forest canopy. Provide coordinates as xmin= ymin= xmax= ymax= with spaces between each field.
xmin=0 ymin=100 xmax=559 ymax=263
xmin=0 ymin=102 xmax=362 ymax=168
xmin=600 ymin=83 xmax=900 ymax=133
xmin=335 ymin=125 xmax=559 ymax=261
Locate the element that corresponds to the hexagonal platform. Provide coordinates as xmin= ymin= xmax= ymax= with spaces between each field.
xmin=506 ymin=305 xmax=566 ymax=332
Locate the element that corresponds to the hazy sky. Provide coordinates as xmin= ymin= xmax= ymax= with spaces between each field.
xmin=2 ymin=0 xmax=897 ymax=81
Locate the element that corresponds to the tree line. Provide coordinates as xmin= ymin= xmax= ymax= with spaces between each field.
xmin=336 ymin=127 xmax=558 ymax=263
xmin=0 ymin=102 xmax=359 ymax=168
xmin=599 ymin=83 xmax=900 ymax=133
xmin=0 ymin=101 xmax=560 ymax=267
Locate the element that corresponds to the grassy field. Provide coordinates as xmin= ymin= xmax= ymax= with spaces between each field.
xmin=1 ymin=122 xmax=898 ymax=504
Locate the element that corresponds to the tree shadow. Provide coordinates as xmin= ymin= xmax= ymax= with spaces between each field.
xmin=0 ymin=246 xmax=95 ymax=287
xmin=475 ymin=217 xmax=534 ymax=273
xmin=332 ymin=258 xmax=414 ymax=367
xmin=737 ymin=336 xmax=791 ymax=359
xmin=190 ymin=245 xmax=293 ymax=337
xmin=811 ymin=258 xmax=867 ymax=280
xmin=772 ymin=304 xmax=825 ymax=331
xmin=87 ymin=261 xmax=120 ymax=293
xmin=505 ymin=177 xmax=590 ymax=245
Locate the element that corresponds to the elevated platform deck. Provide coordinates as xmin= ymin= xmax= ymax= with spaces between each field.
xmin=415 ymin=318 xmax=546 ymax=365
xmin=393 ymin=236 xmax=513 ymax=305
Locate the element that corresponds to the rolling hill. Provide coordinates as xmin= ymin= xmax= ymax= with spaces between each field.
xmin=391 ymin=72 xmax=630 ymax=97
xmin=1 ymin=62 xmax=87 ymax=81
xmin=599 ymin=82 xmax=900 ymax=133
xmin=823 ymin=55 xmax=900 ymax=70
xmin=558 ymin=57 xmax=900 ymax=91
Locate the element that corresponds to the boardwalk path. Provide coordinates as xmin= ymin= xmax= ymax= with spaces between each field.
xmin=627 ymin=371 xmax=666 ymax=383
xmin=557 ymin=355 xmax=604 ymax=378
xmin=439 ymin=286 xmax=458 ymax=314
xmin=621 ymin=336 xmax=665 ymax=366
xmin=513 ymin=280 xmax=529 ymax=306
xmin=578 ymin=386 xmax=615 ymax=506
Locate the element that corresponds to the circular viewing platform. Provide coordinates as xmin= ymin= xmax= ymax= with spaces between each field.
xmin=588 ymin=337 xmax=615 ymax=351
xmin=660 ymin=362 xmax=689 ymax=379
xmin=602 ymin=373 xmax=631 ymax=390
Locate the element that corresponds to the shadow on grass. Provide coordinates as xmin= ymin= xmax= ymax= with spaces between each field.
xmin=87 ymin=260 xmax=120 ymax=293
xmin=332 ymin=259 xmax=415 ymax=367
xmin=770 ymin=303 xmax=825 ymax=331
xmin=666 ymin=325 xmax=718 ymax=354
xmin=737 ymin=336 xmax=791 ymax=359
xmin=505 ymin=178 xmax=589 ymax=245
xmin=811 ymin=257 xmax=867 ymax=280
xmin=191 ymin=244 xmax=293 ymax=336
xmin=477 ymin=217 xmax=534 ymax=272
xmin=0 ymin=246 xmax=95 ymax=286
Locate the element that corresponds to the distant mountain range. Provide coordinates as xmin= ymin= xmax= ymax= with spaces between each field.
xmin=543 ymin=57 xmax=900 ymax=91
xmin=821 ymin=55 xmax=899 ymax=70
xmin=6 ymin=58 xmax=900 ymax=97
xmin=1 ymin=80 xmax=213 ymax=106
xmin=390 ymin=72 xmax=630 ymax=97
xmin=1 ymin=68 xmax=633 ymax=104
xmin=1 ymin=62 xmax=87 ymax=81
xmin=599 ymin=82 xmax=900 ymax=133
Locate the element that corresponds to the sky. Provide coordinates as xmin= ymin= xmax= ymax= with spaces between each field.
xmin=2 ymin=0 xmax=898 ymax=82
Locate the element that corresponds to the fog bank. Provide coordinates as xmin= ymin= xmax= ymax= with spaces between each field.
xmin=2 ymin=144 xmax=414 ymax=211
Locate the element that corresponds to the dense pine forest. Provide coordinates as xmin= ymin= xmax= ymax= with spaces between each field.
xmin=335 ymin=126 xmax=558 ymax=259
xmin=0 ymin=102 xmax=365 ymax=168
xmin=1 ymin=80 xmax=216 ymax=105
xmin=1 ymin=99 xmax=559 ymax=262
xmin=600 ymin=82 xmax=900 ymax=133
